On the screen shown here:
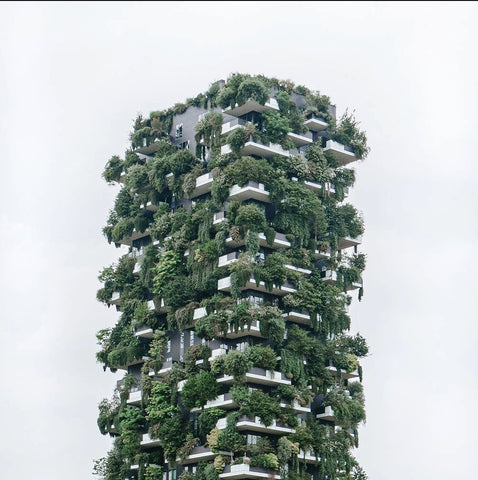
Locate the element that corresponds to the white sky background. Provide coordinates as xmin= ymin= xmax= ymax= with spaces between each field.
xmin=0 ymin=1 xmax=477 ymax=478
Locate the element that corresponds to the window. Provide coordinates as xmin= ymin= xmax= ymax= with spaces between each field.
xmin=169 ymin=469 xmax=177 ymax=480
xmin=189 ymin=330 xmax=195 ymax=347
xmin=175 ymin=124 xmax=183 ymax=139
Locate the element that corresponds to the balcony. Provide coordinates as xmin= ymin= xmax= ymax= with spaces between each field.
xmin=225 ymin=232 xmax=290 ymax=249
xmin=134 ymin=325 xmax=155 ymax=339
xmin=222 ymin=118 xmax=247 ymax=136
xmin=298 ymin=450 xmax=320 ymax=464
xmin=325 ymin=364 xmax=360 ymax=380
xmin=117 ymin=228 xmax=151 ymax=247
xmin=226 ymin=319 xmax=263 ymax=339
xmin=218 ymin=251 xmax=240 ymax=268
xmin=216 ymin=367 xmax=291 ymax=386
xmin=196 ymin=347 xmax=228 ymax=365
xmin=218 ymin=276 xmax=297 ymax=296
xmin=217 ymin=415 xmax=295 ymax=435
xmin=190 ymin=172 xmax=214 ymax=198
xmin=148 ymin=298 xmax=167 ymax=313
xmin=338 ymin=235 xmax=362 ymax=250
xmin=149 ymin=359 xmax=174 ymax=377
xmin=213 ymin=210 xmax=227 ymax=225
xmin=219 ymin=463 xmax=280 ymax=480
xmin=282 ymin=310 xmax=311 ymax=325
xmin=222 ymin=139 xmax=289 ymax=159
xmin=287 ymin=132 xmax=313 ymax=147
xmin=192 ymin=392 xmax=236 ymax=412
xmin=140 ymin=200 xmax=158 ymax=212
xmin=108 ymin=291 xmax=121 ymax=306
xmin=126 ymin=388 xmax=142 ymax=406
xmin=284 ymin=264 xmax=311 ymax=275
xmin=304 ymin=113 xmax=328 ymax=132
xmin=313 ymin=247 xmax=331 ymax=260
xmin=141 ymin=433 xmax=161 ymax=448
xmin=223 ymin=97 xmax=279 ymax=117
xmin=165 ymin=445 xmax=216 ymax=465
xmin=323 ymin=140 xmax=356 ymax=166
xmin=316 ymin=405 xmax=336 ymax=422
xmin=280 ymin=401 xmax=311 ymax=414
xmin=321 ymin=270 xmax=362 ymax=291
xmin=228 ymin=181 xmax=271 ymax=202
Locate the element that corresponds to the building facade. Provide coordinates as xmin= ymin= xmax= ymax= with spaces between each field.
xmin=95 ymin=74 xmax=370 ymax=480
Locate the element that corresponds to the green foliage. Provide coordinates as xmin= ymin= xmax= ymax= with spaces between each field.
xmin=97 ymin=73 xmax=369 ymax=480
xmin=152 ymin=250 xmax=182 ymax=297
xmin=236 ymin=77 xmax=268 ymax=106
xmin=223 ymin=350 xmax=253 ymax=381
xmin=331 ymin=111 xmax=370 ymax=160
xmin=181 ymin=370 xmax=219 ymax=409
xmin=250 ymin=453 xmax=280 ymax=471
xmin=261 ymin=110 xmax=290 ymax=144
xmin=103 ymin=155 xmax=124 ymax=183
xmin=247 ymin=345 xmax=277 ymax=371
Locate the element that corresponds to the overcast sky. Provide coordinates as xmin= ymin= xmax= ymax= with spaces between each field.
xmin=1 ymin=2 xmax=477 ymax=479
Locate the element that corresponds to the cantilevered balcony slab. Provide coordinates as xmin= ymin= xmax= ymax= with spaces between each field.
xmin=321 ymin=270 xmax=362 ymax=291
xmin=148 ymin=298 xmax=167 ymax=313
xmin=213 ymin=210 xmax=227 ymax=225
xmin=165 ymin=446 xmax=217 ymax=465
xmin=325 ymin=364 xmax=360 ymax=380
xmin=192 ymin=392 xmax=236 ymax=412
xmin=323 ymin=140 xmax=357 ymax=166
xmin=316 ymin=405 xmax=336 ymax=422
xmin=221 ymin=415 xmax=295 ymax=435
xmin=148 ymin=360 xmax=174 ymax=378
xmin=337 ymin=235 xmax=362 ymax=250
xmin=284 ymin=264 xmax=311 ymax=275
xmin=134 ymin=325 xmax=154 ymax=339
xmin=225 ymin=232 xmax=290 ymax=249
xmin=282 ymin=310 xmax=311 ymax=325
xmin=228 ymin=181 xmax=271 ymax=202
xmin=280 ymin=401 xmax=311 ymax=414
xmin=126 ymin=389 xmax=142 ymax=406
xmin=140 ymin=201 xmax=158 ymax=212
xmin=218 ymin=276 xmax=296 ymax=296
xmin=141 ymin=433 xmax=162 ymax=448
xmin=190 ymin=172 xmax=214 ymax=198
xmin=222 ymin=118 xmax=247 ymax=136
xmin=117 ymin=228 xmax=151 ymax=247
xmin=226 ymin=320 xmax=263 ymax=339
xmin=216 ymin=367 xmax=291 ymax=386
xmin=220 ymin=464 xmax=280 ymax=480
xmin=287 ymin=132 xmax=313 ymax=147
xmin=304 ymin=114 xmax=328 ymax=132
xmin=108 ymin=291 xmax=121 ymax=306
xmin=298 ymin=450 xmax=320 ymax=464
xmin=222 ymin=141 xmax=289 ymax=159
xmin=223 ymin=97 xmax=279 ymax=117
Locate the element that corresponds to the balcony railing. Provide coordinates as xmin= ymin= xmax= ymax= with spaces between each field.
xmin=221 ymin=117 xmax=247 ymax=136
xmin=216 ymin=367 xmax=291 ymax=386
xmin=219 ymin=463 xmax=280 ymax=480
xmin=304 ymin=113 xmax=329 ymax=132
xmin=223 ymin=97 xmax=280 ymax=117
xmin=321 ymin=270 xmax=363 ymax=291
xmin=323 ymin=140 xmax=356 ymax=165
xmin=228 ymin=180 xmax=271 ymax=202
xmin=225 ymin=231 xmax=290 ymax=249
xmin=218 ymin=275 xmax=297 ymax=296
xmin=190 ymin=172 xmax=214 ymax=198
xmin=282 ymin=310 xmax=311 ymax=325
xmin=221 ymin=137 xmax=289 ymax=159
xmin=165 ymin=445 xmax=216 ymax=465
